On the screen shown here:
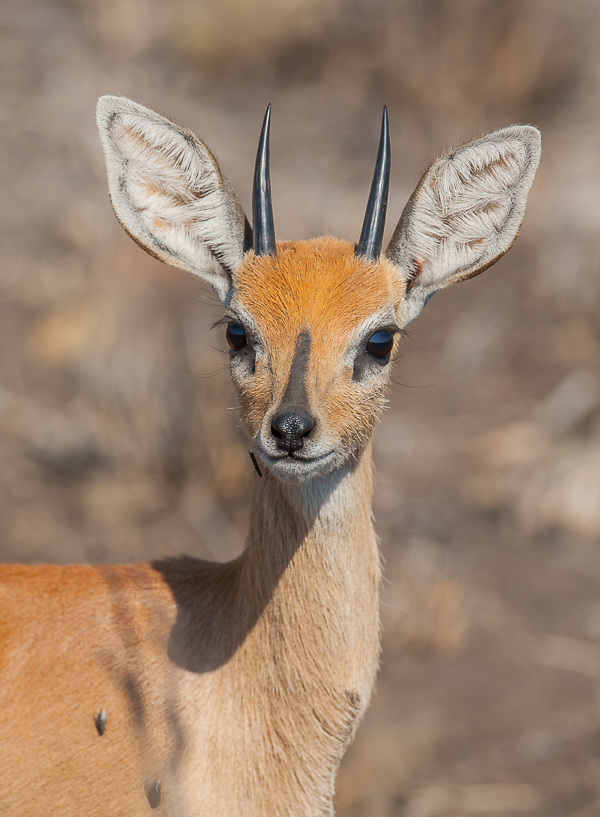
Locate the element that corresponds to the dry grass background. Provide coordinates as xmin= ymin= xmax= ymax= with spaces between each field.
xmin=1 ymin=0 xmax=600 ymax=814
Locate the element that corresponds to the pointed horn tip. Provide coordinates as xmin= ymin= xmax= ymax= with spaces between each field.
xmin=253 ymin=104 xmax=277 ymax=256
xmin=355 ymin=105 xmax=391 ymax=261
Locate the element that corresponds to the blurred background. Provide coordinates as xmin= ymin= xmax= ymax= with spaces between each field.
xmin=1 ymin=0 xmax=600 ymax=814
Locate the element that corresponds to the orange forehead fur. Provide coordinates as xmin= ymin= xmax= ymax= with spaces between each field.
xmin=234 ymin=237 xmax=404 ymax=340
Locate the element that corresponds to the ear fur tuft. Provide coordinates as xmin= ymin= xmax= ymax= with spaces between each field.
xmin=96 ymin=95 xmax=250 ymax=303
xmin=386 ymin=125 xmax=541 ymax=326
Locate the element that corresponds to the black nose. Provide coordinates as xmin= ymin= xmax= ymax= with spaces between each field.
xmin=271 ymin=407 xmax=315 ymax=453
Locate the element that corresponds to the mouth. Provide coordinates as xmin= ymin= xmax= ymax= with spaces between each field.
xmin=255 ymin=447 xmax=337 ymax=480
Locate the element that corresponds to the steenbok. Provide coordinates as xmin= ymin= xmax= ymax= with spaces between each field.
xmin=0 ymin=97 xmax=540 ymax=816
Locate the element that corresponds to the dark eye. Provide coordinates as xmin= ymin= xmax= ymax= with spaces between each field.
xmin=226 ymin=322 xmax=247 ymax=351
xmin=366 ymin=330 xmax=394 ymax=361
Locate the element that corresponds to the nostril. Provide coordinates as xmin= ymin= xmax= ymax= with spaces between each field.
xmin=297 ymin=418 xmax=315 ymax=439
xmin=271 ymin=408 xmax=316 ymax=453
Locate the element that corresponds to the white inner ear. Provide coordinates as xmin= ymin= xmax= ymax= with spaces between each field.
xmin=97 ymin=96 xmax=248 ymax=303
xmin=387 ymin=126 xmax=541 ymax=325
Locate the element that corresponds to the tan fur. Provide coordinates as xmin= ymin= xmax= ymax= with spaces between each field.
xmin=0 ymin=242 xmax=389 ymax=817
xmin=233 ymin=239 xmax=404 ymax=456
xmin=0 ymin=98 xmax=541 ymax=816
xmin=0 ymin=437 xmax=380 ymax=817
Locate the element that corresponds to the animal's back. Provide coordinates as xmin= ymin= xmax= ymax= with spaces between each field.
xmin=0 ymin=563 xmax=177 ymax=816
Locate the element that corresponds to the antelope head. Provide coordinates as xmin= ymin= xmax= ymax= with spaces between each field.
xmin=97 ymin=97 xmax=540 ymax=482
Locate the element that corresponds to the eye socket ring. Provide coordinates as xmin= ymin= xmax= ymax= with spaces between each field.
xmin=366 ymin=329 xmax=394 ymax=362
xmin=226 ymin=321 xmax=247 ymax=351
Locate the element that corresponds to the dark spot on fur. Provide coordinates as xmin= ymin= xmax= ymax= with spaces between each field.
xmin=95 ymin=709 xmax=107 ymax=736
xmin=146 ymin=780 xmax=161 ymax=809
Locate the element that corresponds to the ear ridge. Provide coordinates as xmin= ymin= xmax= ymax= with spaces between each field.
xmin=96 ymin=95 xmax=250 ymax=303
xmin=386 ymin=125 xmax=541 ymax=326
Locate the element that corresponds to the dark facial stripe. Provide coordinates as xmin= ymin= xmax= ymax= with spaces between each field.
xmin=278 ymin=330 xmax=311 ymax=413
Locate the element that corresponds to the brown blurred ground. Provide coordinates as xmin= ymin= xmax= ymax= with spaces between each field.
xmin=1 ymin=1 xmax=600 ymax=814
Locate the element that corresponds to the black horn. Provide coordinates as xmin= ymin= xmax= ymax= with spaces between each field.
xmin=355 ymin=107 xmax=390 ymax=260
xmin=252 ymin=104 xmax=277 ymax=257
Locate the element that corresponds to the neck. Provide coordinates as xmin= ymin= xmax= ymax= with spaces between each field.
xmin=158 ymin=446 xmax=380 ymax=667
xmin=157 ymin=447 xmax=382 ymax=816
xmin=237 ymin=443 xmax=381 ymax=706
xmin=228 ymin=447 xmax=380 ymax=814
xmin=243 ymin=446 xmax=376 ymax=597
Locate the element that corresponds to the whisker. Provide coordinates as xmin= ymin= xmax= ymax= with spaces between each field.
xmin=187 ymin=364 xmax=230 ymax=380
xmin=207 ymin=344 xmax=230 ymax=357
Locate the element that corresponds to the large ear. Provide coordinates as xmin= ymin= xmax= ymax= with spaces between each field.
xmin=386 ymin=126 xmax=541 ymax=326
xmin=96 ymin=95 xmax=251 ymax=303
